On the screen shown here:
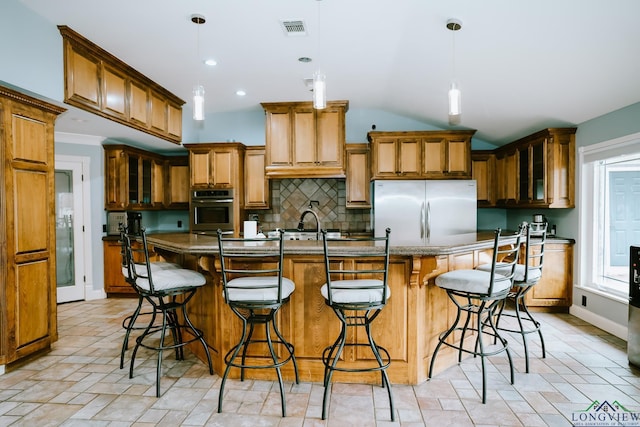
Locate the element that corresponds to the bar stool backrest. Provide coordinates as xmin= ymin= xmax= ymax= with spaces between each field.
xmin=321 ymin=228 xmax=391 ymax=309
xmin=522 ymin=221 xmax=548 ymax=285
xmin=216 ymin=229 xmax=288 ymax=307
xmin=120 ymin=227 xmax=156 ymax=293
xmin=487 ymin=227 xmax=523 ymax=297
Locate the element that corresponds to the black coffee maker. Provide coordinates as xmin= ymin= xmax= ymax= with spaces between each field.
xmin=127 ymin=212 xmax=142 ymax=234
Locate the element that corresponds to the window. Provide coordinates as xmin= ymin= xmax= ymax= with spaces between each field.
xmin=580 ymin=133 xmax=640 ymax=299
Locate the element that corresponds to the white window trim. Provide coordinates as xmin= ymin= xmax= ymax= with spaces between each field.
xmin=578 ymin=131 xmax=640 ymax=300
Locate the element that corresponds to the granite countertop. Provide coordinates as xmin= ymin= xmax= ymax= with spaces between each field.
xmin=142 ymin=230 xmax=575 ymax=257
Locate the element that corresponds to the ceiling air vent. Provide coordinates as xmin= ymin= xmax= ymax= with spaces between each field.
xmin=280 ymin=20 xmax=307 ymax=36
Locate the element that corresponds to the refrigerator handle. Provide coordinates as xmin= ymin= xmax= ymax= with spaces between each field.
xmin=426 ymin=201 xmax=431 ymax=239
xmin=420 ymin=202 xmax=425 ymax=239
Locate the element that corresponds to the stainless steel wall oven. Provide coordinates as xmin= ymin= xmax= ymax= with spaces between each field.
xmin=190 ymin=189 xmax=234 ymax=235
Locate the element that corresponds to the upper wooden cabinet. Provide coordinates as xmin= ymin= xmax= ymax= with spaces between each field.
xmin=244 ymin=146 xmax=270 ymax=209
xmin=474 ymin=127 xmax=576 ymax=209
xmin=346 ymin=143 xmax=371 ymax=208
xmin=184 ymin=142 xmax=245 ymax=190
xmin=368 ymin=130 xmax=476 ymax=179
xmin=166 ymin=156 xmax=190 ymax=209
xmin=59 ymin=26 xmax=184 ymax=144
xmin=0 ymin=85 xmax=66 ymax=366
xmin=471 ymin=151 xmax=496 ymax=207
xmin=103 ymin=145 xmax=188 ymax=211
xmin=261 ymin=100 xmax=349 ymax=178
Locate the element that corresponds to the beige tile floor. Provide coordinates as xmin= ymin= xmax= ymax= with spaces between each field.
xmin=0 ymin=298 xmax=639 ymax=426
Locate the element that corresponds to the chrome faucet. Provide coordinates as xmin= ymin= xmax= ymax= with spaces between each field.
xmin=297 ymin=206 xmax=321 ymax=234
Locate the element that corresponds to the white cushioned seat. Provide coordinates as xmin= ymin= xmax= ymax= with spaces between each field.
xmin=225 ymin=276 xmax=295 ymax=302
xmin=476 ymin=262 xmax=541 ymax=284
xmin=321 ymin=279 xmax=391 ymax=304
xmin=435 ymin=269 xmax=512 ymax=296
xmin=133 ymin=268 xmax=206 ymax=291
xmin=122 ymin=261 xmax=181 ymax=278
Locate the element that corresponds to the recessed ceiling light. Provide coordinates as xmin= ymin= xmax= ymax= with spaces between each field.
xmin=298 ymin=57 xmax=312 ymax=63
xmin=204 ymin=59 xmax=217 ymax=66
xmin=236 ymin=90 xmax=246 ymax=96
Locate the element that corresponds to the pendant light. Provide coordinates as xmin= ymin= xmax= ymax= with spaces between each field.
xmin=313 ymin=0 xmax=326 ymax=109
xmin=191 ymin=14 xmax=206 ymax=121
xmin=446 ymin=18 xmax=462 ymax=126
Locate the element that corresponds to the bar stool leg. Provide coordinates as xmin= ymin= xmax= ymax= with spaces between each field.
xmin=120 ymin=294 xmax=144 ymax=369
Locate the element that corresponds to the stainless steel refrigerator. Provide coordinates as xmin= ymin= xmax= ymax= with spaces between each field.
xmin=373 ymin=180 xmax=477 ymax=244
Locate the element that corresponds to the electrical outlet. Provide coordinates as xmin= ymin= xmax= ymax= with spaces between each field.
xmin=581 ymin=295 xmax=587 ymax=306
xmin=177 ymin=220 xmax=182 ymax=228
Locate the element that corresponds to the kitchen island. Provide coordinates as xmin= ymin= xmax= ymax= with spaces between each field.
xmin=145 ymin=231 xmax=518 ymax=385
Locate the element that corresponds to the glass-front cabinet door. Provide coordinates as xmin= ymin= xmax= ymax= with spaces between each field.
xmin=518 ymin=139 xmax=546 ymax=204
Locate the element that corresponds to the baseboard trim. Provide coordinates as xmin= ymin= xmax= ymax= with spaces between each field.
xmin=570 ymin=304 xmax=628 ymax=341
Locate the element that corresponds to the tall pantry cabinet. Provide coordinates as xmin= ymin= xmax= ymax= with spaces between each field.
xmin=0 ymin=85 xmax=65 ymax=367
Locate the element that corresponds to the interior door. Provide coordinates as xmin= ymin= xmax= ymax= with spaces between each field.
xmin=55 ymin=158 xmax=86 ymax=302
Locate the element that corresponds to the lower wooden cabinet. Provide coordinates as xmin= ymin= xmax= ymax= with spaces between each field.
xmin=103 ymin=239 xmax=135 ymax=295
xmin=524 ymin=241 xmax=574 ymax=309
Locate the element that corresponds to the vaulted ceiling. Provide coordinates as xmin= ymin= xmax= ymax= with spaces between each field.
xmin=21 ymin=0 xmax=640 ymax=150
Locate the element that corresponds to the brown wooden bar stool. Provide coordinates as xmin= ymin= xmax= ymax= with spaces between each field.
xmin=216 ymin=229 xmax=299 ymax=417
xmin=320 ymin=228 xmax=395 ymax=421
xmin=428 ymin=227 xmax=522 ymax=403
xmin=121 ymin=227 xmax=213 ymax=397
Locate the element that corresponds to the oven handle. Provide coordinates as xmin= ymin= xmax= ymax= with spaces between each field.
xmin=192 ymin=198 xmax=234 ymax=204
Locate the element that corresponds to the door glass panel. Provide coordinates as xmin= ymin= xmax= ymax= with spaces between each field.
xmin=129 ymin=155 xmax=139 ymax=203
xmin=142 ymin=158 xmax=152 ymax=203
xmin=532 ymin=143 xmax=545 ymax=200
xmin=55 ymin=170 xmax=75 ymax=289
xmin=519 ymin=147 xmax=529 ymax=201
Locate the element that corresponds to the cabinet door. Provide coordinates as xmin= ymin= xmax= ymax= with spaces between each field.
xmin=503 ymin=149 xmax=518 ymax=205
xmin=548 ymin=131 xmax=575 ymax=208
xmin=102 ymin=64 xmax=127 ymax=119
xmin=103 ymin=240 xmax=134 ymax=294
xmin=3 ymin=99 xmax=60 ymax=363
xmin=397 ymin=138 xmax=421 ymax=176
xmin=151 ymin=159 xmax=165 ymax=207
xmin=129 ymin=80 xmax=148 ymax=127
xmin=372 ymin=137 xmax=399 ymax=177
xmin=149 ymin=90 xmax=168 ymax=135
xmin=422 ymin=137 xmax=446 ymax=176
xmin=346 ymin=144 xmax=371 ymax=208
xmin=293 ymin=108 xmax=316 ymax=166
xmin=127 ymin=155 xmax=140 ymax=204
xmin=316 ymin=107 xmax=343 ymax=166
xmin=105 ymin=148 xmax=126 ymax=209
xmin=447 ymin=137 xmax=471 ymax=176
xmin=211 ymin=149 xmax=235 ymax=188
xmin=472 ymin=152 xmax=495 ymax=207
xmin=190 ymin=149 xmax=212 ymax=188
xmin=65 ymin=43 xmax=101 ymax=109
xmin=167 ymin=158 xmax=190 ymax=208
xmin=265 ymin=108 xmax=292 ymax=166
xmin=524 ymin=243 xmax=573 ymax=308
xmin=244 ymin=147 xmax=269 ymax=209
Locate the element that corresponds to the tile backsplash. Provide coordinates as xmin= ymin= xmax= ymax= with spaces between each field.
xmin=245 ymin=178 xmax=371 ymax=233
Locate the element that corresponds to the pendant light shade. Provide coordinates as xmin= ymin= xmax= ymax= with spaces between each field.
xmin=448 ymin=82 xmax=461 ymax=125
xmin=193 ymin=85 xmax=205 ymax=121
xmin=191 ymin=14 xmax=206 ymax=121
xmin=313 ymin=71 xmax=326 ymax=110
xmin=446 ymin=18 xmax=462 ymax=126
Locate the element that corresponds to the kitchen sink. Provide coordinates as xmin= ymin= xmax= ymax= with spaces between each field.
xmin=269 ymin=229 xmax=341 ymax=240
